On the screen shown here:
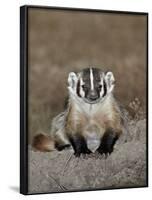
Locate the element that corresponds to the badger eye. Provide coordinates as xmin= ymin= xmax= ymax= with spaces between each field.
xmin=98 ymin=85 xmax=102 ymax=89
xmin=82 ymin=85 xmax=87 ymax=89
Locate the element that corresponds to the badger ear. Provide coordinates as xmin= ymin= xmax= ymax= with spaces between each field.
xmin=105 ymin=71 xmax=115 ymax=93
xmin=68 ymin=72 xmax=78 ymax=89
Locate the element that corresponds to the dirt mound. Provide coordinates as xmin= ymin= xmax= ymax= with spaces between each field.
xmin=28 ymin=119 xmax=147 ymax=194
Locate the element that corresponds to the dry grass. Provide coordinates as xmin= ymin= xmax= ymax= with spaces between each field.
xmin=28 ymin=8 xmax=147 ymax=142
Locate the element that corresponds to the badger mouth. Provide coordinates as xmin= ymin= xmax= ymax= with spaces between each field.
xmin=82 ymin=98 xmax=101 ymax=104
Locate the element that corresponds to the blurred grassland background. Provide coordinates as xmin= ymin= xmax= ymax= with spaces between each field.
xmin=28 ymin=8 xmax=147 ymax=143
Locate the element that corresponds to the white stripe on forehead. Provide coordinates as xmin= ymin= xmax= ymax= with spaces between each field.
xmin=90 ymin=68 xmax=94 ymax=90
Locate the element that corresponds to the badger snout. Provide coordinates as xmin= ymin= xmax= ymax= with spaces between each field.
xmin=87 ymin=90 xmax=99 ymax=101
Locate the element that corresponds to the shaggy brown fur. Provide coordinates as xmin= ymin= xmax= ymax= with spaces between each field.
xmin=32 ymin=133 xmax=55 ymax=152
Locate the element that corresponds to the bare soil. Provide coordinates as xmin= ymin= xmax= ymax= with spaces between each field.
xmin=29 ymin=118 xmax=147 ymax=194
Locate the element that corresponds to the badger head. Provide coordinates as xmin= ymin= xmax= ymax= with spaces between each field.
xmin=68 ymin=68 xmax=115 ymax=104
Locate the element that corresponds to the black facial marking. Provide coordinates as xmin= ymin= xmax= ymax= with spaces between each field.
xmin=92 ymin=68 xmax=101 ymax=83
xmin=81 ymin=68 xmax=91 ymax=99
xmin=96 ymin=129 xmax=119 ymax=155
xmin=76 ymin=80 xmax=81 ymax=97
xmin=81 ymin=68 xmax=103 ymax=101
xmin=68 ymin=134 xmax=92 ymax=157
xmin=102 ymin=79 xmax=107 ymax=98
xmin=92 ymin=68 xmax=102 ymax=98
xmin=81 ymin=83 xmax=89 ymax=98
xmin=82 ymin=68 xmax=91 ymax=80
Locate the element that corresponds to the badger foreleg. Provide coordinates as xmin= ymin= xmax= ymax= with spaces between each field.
xmin=68 ymin=134 xmax=92 ymax=157
xmin=96 ymin=128 xmax=119 ymax=155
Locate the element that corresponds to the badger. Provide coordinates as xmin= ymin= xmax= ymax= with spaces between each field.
xmin=32 ymin=67 xmax=123 ymax=157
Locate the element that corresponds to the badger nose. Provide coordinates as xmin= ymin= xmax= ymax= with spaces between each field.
xmin=89 ymin=91 xmax=98 ymax=100
xmin=90 ymin=95 xmax=98 ymax=101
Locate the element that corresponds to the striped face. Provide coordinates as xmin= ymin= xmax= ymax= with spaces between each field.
xmin=68 ymin=68 xmax=115 ymax=104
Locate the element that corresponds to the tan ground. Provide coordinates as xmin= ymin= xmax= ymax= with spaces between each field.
xmin=29 ymin=118 xmax=147 ymax=194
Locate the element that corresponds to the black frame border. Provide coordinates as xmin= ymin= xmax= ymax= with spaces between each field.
xmin=20 ymin=5 xmax=148 ymax=195
xmin=20 ymin=6 xmax=28 ymax=195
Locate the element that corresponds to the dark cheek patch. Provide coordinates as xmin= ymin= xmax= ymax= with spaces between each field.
xmin=84 ymin=89 xmax=88 ymax=98
xmin=102 ymin=80 xmax=107 ymax=97
xmin=76 ymin=80 xmax=81 ymax=97
xmin=97 ymin=87 xmax=101 ymax=97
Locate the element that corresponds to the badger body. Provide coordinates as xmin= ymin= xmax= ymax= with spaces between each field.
xmin=32 ymin=67 xmax=123 ymax=156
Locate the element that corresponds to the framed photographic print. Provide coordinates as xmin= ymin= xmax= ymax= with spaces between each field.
xmin=20 ymin=5 xmax=148 ymax=195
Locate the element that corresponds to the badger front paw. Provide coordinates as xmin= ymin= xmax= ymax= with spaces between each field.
xmin=96 ymin=145 xmax=113 ymax=155
xmin=96 ymin=129 xmax=119 ymax=156
xmin=69 ymin=135 xmax=92 ymax=157
xmin=74 ymin=147 xmax=92 ymax=157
